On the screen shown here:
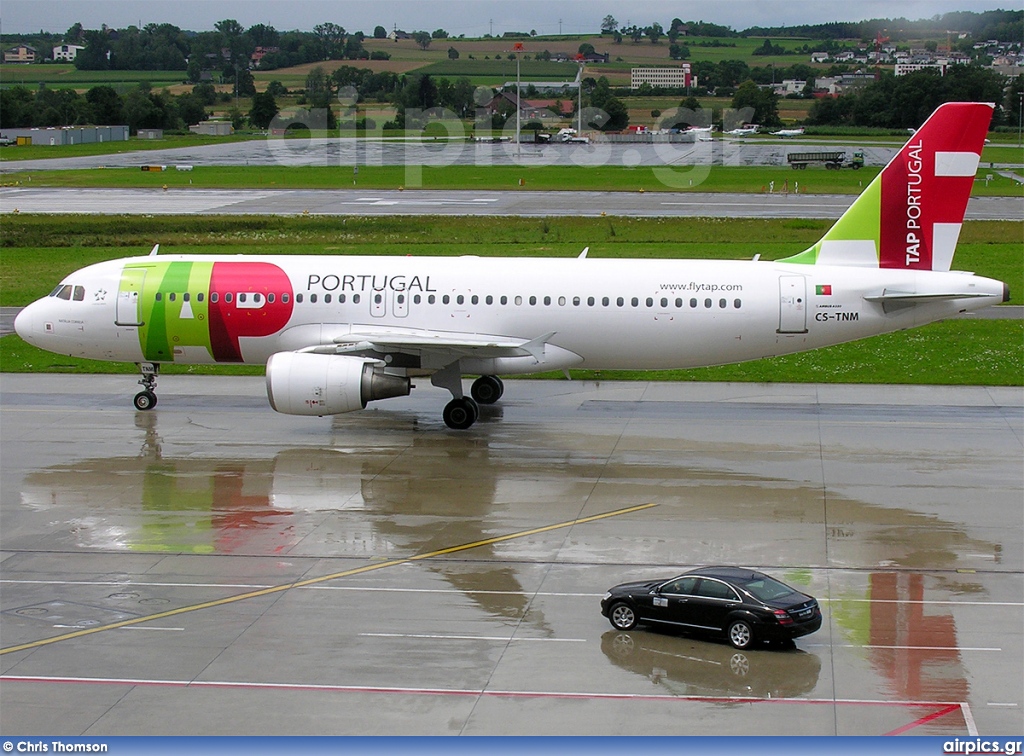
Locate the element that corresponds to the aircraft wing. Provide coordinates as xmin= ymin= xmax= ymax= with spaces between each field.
xmin=301 ymin=328 xmax=554 ymax=361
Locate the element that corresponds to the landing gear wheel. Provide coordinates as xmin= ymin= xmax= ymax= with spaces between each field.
xmin=608 ymin=602 xmax=638 ymax=631
xmin=133 ymin=391 xmax=157 ymax=411
xmin=727 ymin=619 xmax=754 ymax=650
xmin=443 ymin=397 xmax=479 ymax=429
xmin=471 ymin=375 xmax=504 ymax=405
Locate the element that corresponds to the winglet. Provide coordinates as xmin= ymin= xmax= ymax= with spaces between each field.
xmin=578 ymin=246 xmax=589 ymax=259
xmin=149 ymin=244 xmax=160 ymax=256
xmin=781 ymin=102 xmax=994 ymax=271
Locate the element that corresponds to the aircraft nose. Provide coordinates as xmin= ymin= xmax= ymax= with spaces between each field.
xmin=14 ymin=301 xmax=43 ymax=345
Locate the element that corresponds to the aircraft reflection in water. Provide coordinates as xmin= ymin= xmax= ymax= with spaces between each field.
xmin=18 ymin=412 xmax=1002 ymax=704
xmin=601 ymin=629 xmax=821 ymax=698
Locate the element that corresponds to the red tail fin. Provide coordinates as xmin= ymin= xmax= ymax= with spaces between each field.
xmin=879 ymin=102 xmax=993 ymax=271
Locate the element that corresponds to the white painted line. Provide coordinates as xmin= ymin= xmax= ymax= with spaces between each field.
xmin=120 ymin=626 xmax=184 ymax=632
xmin=359 ymin=632 xmax=585 ymax=643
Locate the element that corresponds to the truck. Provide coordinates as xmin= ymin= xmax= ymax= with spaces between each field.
xmin=786 ymin=150 xmax=863 ymax=170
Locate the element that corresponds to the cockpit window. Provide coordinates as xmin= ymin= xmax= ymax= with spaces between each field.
xmin=55 ymin=285 xmax=72 ymax=300
xmin=73 ymin=286 xmax=85 ymax=301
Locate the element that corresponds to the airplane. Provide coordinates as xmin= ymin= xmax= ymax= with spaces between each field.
xmin=14 ymin=102 xmax=1008 ymax=429
xmin=772 ymin=127 xmax=805 ymax=137
xmin=725 ymin=125 xmax=759 ymax=136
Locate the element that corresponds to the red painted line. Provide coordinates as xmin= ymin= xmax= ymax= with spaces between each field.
xmin=883 ymin=703 xmax=963 ymax=736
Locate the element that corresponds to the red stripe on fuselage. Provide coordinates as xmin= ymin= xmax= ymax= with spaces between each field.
xmin=208 ymin=262 xmax=294 ymax=362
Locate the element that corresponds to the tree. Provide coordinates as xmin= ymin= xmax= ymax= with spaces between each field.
xmin=732 ymin=80 xmax=781 ymax=126
xmin=249 ymin=90 xmax=279 ymax=129
xmin=374 ymin=26 xmax=387 ymax=39
xmin=646 ymin=22 xmax=663 ymax=44
xmin=432 ymin=29 xmax=449 ymax=39
xmin=448 ymin=47 xmax=459 ymax=60
xmin=600 ymin=96 xmax=629 ymax=130
xmin=601 ymin=15 xmax=618 ymax=34
xmin=578 ymin=43 xmax=595 ymax=56
xmin=314 ymin=22 xmax=346 ymax=59
xmin=85 ymin=85 xmax=123 ymax=124
xmin=412 ymin=31 xmax=431 ymax=50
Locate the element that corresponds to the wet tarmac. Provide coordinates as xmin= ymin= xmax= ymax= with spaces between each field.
xmin=1 ymin=375 xmax=1021 ymax=736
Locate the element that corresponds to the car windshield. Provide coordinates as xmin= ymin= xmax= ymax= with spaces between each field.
xmin=742 ymin=576 xmax=799 ymax=602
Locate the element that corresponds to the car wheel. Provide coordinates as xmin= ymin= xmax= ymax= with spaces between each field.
xmin=609 ymin=602 xmax=638 ymax=631
xmin=727 ymin=619 xmax=754 ymax=649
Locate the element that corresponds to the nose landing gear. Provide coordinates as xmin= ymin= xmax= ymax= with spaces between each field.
xmin=133 ymin=363 xmax=159 ymax=411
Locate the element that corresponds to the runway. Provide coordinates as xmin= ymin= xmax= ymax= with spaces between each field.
xmin=2 ymin=186 xmax=1022 ymax=221
xmin=1 ymin=375 xmax=1021 ymax=736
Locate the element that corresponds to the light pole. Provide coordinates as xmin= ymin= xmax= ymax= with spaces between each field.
xmin=513 ymin=42 xmax=524 ymax=157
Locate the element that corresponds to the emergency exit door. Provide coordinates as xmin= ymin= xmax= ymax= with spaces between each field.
xmin=778 ymin=275 xmax=807 ymax=334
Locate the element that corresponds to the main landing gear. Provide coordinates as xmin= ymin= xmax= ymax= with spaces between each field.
xmin=432 ymin=365 xmax=505 ymax=429
xmin=133 ymin=363 xmax=159 ymax=411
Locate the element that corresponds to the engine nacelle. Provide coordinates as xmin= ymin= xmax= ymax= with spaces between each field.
xmin=266 ymin=352 xmax=410 ymax=416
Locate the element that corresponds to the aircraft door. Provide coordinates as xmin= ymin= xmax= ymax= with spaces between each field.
xmin=778 ymin=275 xmax=807 ymax=334
xmin=393 ymin=290 xmax=409 ymax=318
xmin=115 ymin=267 xmax=147 ymax=327
xmin=370 ymin=290 xmax=386 ymax=318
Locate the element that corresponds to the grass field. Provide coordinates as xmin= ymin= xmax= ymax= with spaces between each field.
xmin=1 ymin=214 xmax=1020 ymax=385
xmin=3 ymin=162 xmax=1021 ymax=197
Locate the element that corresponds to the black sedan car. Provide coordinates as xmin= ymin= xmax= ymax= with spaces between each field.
xmin=600 ymin=566 xmax=822 ymax=649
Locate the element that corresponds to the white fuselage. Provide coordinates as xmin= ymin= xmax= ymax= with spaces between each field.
xmin=15 ymin=254 xmax=1007 ymax=373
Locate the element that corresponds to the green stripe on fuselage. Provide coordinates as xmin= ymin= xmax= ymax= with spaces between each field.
xmin=132 ymin=261 xmax=214 ymax=362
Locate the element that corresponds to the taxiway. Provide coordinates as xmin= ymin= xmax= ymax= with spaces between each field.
xmin=1 ymin=375 xmax=1021 ymax=736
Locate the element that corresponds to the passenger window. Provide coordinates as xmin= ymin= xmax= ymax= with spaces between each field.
xmin=675 ymin=298 xmax=683 ymax=308
xmin=155 ymin=292 xmax=163 ymax=302
xmin=170 ymin=292 xmax=177 ymax=302
xmin=543 ymin=296 xmax=551 ymax=306
xmin=719 ymin=298 xmax=727 ymax=308
xmin=325 ymin=294 xmax=332 ymax=304
xmin=197 ymin=293 xmax=205 ymax=302
xmin=616 ymin=297 xmax=624 ymax=307
xmin=282 ymin=293 xmax=289 ymax=304
xmin=704 ymin=298 xmax=712 ymax=308
xmin=734 ymin=299 xmax=742 ymax=309
xmin=375 ymin=294 xmax=383 ymax=304
xmin=587 ymin=297 xmax=595 ymax=306
xmin=253 ymin=293 xmax=262 ymax=303
xmin=471 ymin=295 xmax=479 ymax=305
xmin=428 ymin=295 xmax=436 ymax=304
xmin=660 ymin=577 xmax=698 ymax=595
xmin=456 ymin=295 xmax=464 ymax=305
xmin=413 ymin=295 xmax=421 ymax=304
xmin=514 ymin=295 xmax=523 ymax=306
xmin=500 ymin=296 xmax=508 ymax=305
xmin=183 ymin=292 xmax=190 ymax=302
xmin=443 ymin=295 xmax=451 ymax=305
xmin=646 ymin=298 xmax=654 ymax=308
xmin=310 ymin=294 xmax=317 ymax=303
xmin=690 ymin=298 xmax=697 ymax=308
xmin=485 ymin=295 xmax=493 ymax=305
xmin=295 ymin=294 xmax=303 ymax=303
xmin=339 ymin=294 xmax=346 ymax=303
xmin=353 ymin=294 xmax=361 ymax=304
xmin=236 ymin=293 xmax=244 ymax=303
xmin=602 ymin=297 xmax=610 ymax=307
xmin=225 ymin=292 xmax=233 ymax=303
xmin=267 ymin=293 xmax=274 ymax=304
xmin=211 ymin=292 xmax=219 ymax=303
xmin=529 ymin=296 xmax=537 ymax=306
xmin=696 ymin=580 xmax=740 ymax=601
xmin=572 ymin=297 xmax=579 ymax=306
xmin=397 ymin=294 xmax=405 ymax=304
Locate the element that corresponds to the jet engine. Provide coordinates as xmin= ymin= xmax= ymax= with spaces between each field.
xmin=266 ymin=352 xmax=410 ymax=416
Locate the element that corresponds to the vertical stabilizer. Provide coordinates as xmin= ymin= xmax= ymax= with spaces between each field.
xmin=782 ymin=102 xmax=994 ymax=271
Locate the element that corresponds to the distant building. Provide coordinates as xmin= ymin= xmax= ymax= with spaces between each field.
xmin=388 ymin=30 xmax=411 ymax=41
xmin=250 ymin=46 xmax=279 ymax=67
xmin=53 ymin=44 xmax=85 ymax=61
xmin=630 ymin=65 xmax=692 ymax=89
xmin=0 ymin=126 xmax=128 ymax=145
xmin=895 ymin=62 xmax=947 ymax=76
xmin=189 ymin=121 xmax=234 ymax=136
xmin=4 ymin=44 xmax=37 ymax=63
